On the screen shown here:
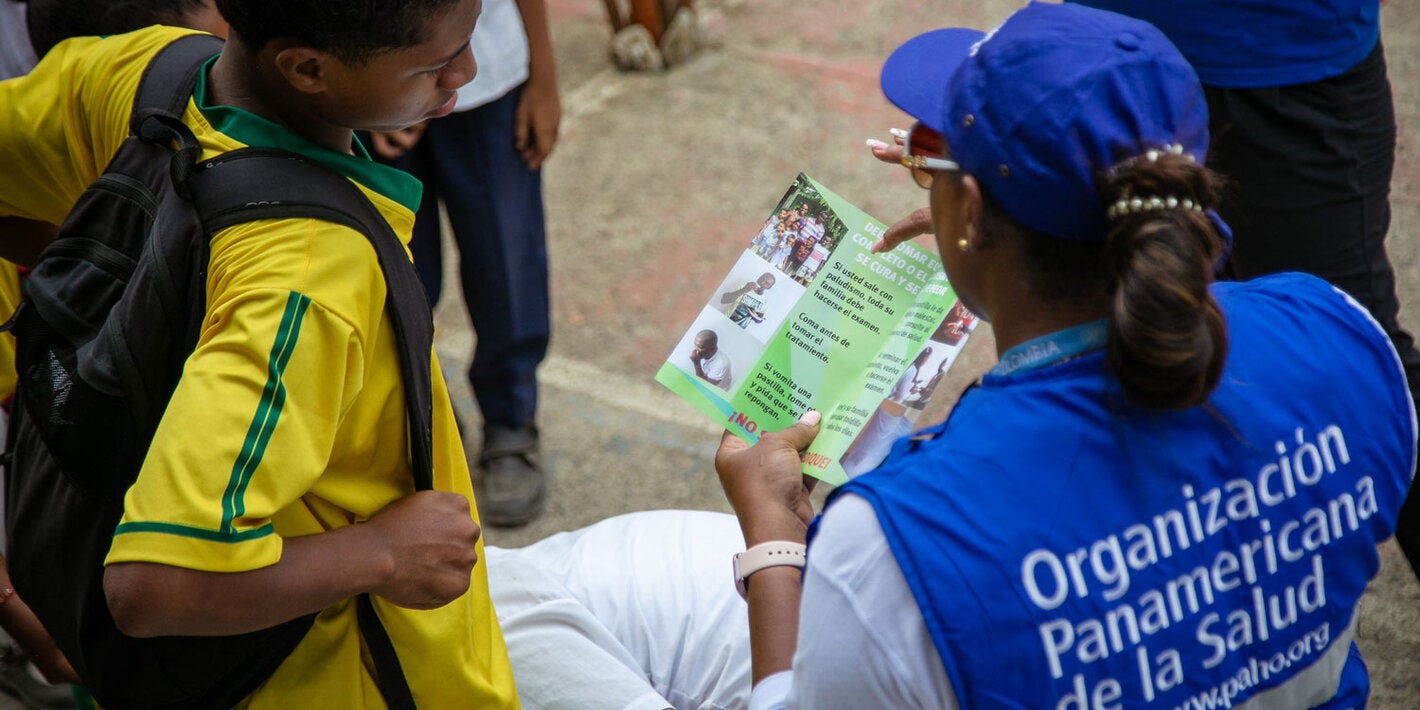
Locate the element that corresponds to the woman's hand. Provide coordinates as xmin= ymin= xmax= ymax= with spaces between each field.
xmin=866 ymin=130 xmax=936 ymax=254
xmin=865 ymin=129 xmax=905 ymax=166
xmin=874 ymin=208 xmax=935 ymax=253
xmin=715 ymin=411 xmax=822 ymax=546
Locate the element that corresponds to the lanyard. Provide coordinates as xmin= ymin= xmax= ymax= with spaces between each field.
xmin=989 ymin=319 xmax=1109 ymax=376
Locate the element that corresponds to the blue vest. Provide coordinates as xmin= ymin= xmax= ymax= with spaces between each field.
xmin=1068 ymin=1 xmax=1379 ymax=88
xmin=826 ymin=273 xmax=1414 ymax=708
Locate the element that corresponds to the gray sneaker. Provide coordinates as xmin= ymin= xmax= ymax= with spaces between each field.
xmin=477 ymin=424 xmax=547 ymax=527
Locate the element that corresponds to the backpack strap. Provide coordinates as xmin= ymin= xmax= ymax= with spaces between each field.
xmin=129 ymin=33 xmax=224 ymax=134
xmin=128 ymin=33 xmax=223 ymax=197
xmin=186 ymin=148 xmax=436 ymax=492
xmin=185 ymin=149 xmax=434 ymax=710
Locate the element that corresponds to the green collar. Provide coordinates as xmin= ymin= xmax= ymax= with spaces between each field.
xmin=193 ymin=57 xmax=422 ymax=213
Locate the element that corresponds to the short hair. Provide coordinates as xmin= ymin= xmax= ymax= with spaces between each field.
xmin=26 ymin=0 xmax=212 ymax=55
xmin=214 ymin=0 xmax=463 ymax=64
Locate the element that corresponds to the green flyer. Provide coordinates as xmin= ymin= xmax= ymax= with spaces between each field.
xmin=655 ymin=174 xmax=978 ymax=485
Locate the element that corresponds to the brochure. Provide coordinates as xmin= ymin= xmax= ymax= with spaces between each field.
xmin=655 ymin=174 xmax=978 ymax=485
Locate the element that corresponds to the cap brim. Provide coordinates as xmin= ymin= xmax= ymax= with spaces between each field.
xmin=880 ymin=28 xmax=985 ymax=133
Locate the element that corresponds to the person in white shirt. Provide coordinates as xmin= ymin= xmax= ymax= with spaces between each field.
xmin=690 ymin=329 xmax=733 ymax=391
xmin=369 ymin=0 xmax=560 ymax=527
xmin=485 ymin=510 xmax=752 ymax=710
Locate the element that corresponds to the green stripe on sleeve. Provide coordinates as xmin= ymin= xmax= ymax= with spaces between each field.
xmin=220 ymin=291 xmax=311 ymax=534
xmin=113 ymin=520 xmax=275 ymax=542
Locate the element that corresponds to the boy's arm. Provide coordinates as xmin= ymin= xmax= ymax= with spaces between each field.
xmin=0 ymin=556 xmax=79 ymax=684
xmin=103 ymin=235 xmax=465 ymax=638
xmin=513 ymin=0 xmax=560 ymax=169
xmin=720 ymin=283 xmax=753 ymax=304
xmin=105 ymin=489 xmax=481 ymax=637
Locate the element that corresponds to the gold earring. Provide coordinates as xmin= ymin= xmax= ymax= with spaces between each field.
xmin=957 ymin=238 xmax=969 ymax=252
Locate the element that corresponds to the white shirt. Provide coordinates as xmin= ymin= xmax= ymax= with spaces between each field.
xmin=699 ymin=349 xmax=732 ymax=390
xmin=750 ymin=494 xmax=958 ymax=710
xmin=887 ymin=362 xmax=920 ymax=403
xmin=486 ymin=511 xmax=754 ymax=710
xmin=0 ymin=2 xmax=37 ymax=81
xmin=799 ymin=217 xmax=825 ymax=242
xmin=486 ymin=502 xmax=960 ymax=710
xmin=454 ymin=0 xmax=530 ymax=111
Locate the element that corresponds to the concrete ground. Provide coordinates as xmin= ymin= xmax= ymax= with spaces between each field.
xmin=432 ymin=0 xmax=1420 ymax=706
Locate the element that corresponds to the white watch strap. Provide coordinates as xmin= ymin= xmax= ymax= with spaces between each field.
xmin=734 ymin=541 xmax=807 ymax=599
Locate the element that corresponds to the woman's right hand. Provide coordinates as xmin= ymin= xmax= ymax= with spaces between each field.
xmin=714 ymin=412 xmax=822 ymax=546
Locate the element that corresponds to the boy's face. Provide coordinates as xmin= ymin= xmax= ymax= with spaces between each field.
xmin=312 ymin=0 xmax=482 ymax=132
xmin=693 ymin=333 xmax=716 ymax=355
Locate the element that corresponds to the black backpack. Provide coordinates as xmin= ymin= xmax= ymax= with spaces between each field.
xmin=3 ymin=34 xmax=435 ymax=710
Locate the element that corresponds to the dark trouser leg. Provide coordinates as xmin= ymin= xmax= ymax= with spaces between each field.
xmin=420 ymin=89 xmax=550 ymax=526
xmin=422 ymin=89 xmax=550 ymax=432
xmin=1206 ymin=41 xmax=1420 ymax=579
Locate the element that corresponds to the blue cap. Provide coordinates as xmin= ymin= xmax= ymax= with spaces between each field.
xmin=880 ymin=2 xmax=1210 ymax=242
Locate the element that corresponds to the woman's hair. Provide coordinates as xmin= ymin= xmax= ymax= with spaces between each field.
xmin=996 ymin=151 xmax=1228 ymax=410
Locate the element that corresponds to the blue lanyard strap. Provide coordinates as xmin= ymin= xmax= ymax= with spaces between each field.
xmin=990 ymin=319 xmax=1109 ymax=376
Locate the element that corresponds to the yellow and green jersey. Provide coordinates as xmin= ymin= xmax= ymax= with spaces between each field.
xmin=0 ymin=27 xmax=517 ymax=708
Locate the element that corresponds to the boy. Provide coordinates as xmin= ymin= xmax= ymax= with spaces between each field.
xmin=369 ymin=0 xmax=560 ymax=528
xmin=689 ymin=329 xmax=732 ymax=390
xmin=719 ymin=273 xmax=775 ymax=328
xmin=0 ymin=0 xmax=519 ymax=705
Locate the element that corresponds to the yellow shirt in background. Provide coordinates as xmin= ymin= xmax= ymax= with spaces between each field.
xmin=0 ymin=261 xmax=19 ymax=401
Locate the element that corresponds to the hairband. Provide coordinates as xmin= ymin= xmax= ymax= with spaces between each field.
xmin=1106 ymin=195 xmax=1203 ymax=221
xmin=1113 ymin=143 xmax=1196 ymax=169
xmin=1105 ymin=145 xmax=1204 ymax=221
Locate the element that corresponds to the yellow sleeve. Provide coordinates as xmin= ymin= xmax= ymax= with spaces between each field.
xmin=105 ymin=214 xmax=391 ymax=573
xmin=0 ymin=27 xmax=198 ymax=225
xmin=107 ymin=285 xmax=367 ymax=572
xmin=0 ymin=261 xmax=19 ymax=400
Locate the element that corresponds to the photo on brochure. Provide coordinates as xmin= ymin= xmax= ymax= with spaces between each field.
xmin=655 ymin=173 xmax=977 ymax=485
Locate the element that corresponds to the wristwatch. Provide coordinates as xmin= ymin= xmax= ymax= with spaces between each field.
xmin=733 ymin=541 xmax=807 ymax=599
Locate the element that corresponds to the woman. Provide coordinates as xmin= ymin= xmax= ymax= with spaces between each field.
xmin=714 ymin=3 xmax=1414 ymax=708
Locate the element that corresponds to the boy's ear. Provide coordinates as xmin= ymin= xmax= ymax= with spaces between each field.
xmin=273 ymin=45 xmax=335 ymax=95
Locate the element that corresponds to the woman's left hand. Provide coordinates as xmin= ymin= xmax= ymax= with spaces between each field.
xmin=866 ymin=130 xmax=936 ymax=253
xmin=715 ymin=411 xmax=822 ymax=546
